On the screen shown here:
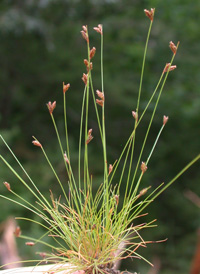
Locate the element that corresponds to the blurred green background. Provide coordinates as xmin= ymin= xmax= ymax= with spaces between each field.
xmin=0 ymin=0 xmax=200 ymax=273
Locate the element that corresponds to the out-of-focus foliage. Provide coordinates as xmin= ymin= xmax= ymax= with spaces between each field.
xmin=0 ymin=0 xmax=199 ymax=273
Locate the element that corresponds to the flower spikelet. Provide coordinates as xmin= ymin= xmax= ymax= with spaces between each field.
xmin=96 ymin=90 xmax=104 ymax=100
xmin=115 ymin=195 xmax=119 ymax=206
xmin=144 ymin=8 xmax=155 ymax=21
xmin=141 ymin=162 xmax=148 ymax=174
xmin=109 ymin=164 xmax=113 ymax=175
xmin=82 ymin=73 xmax=88 ymax=85
xmin=26 ymin=242 xmax=35 ymax=246
xmin=81 ymin=25 xmax=89 ymax=43
xmin=47 ymin=101 xmax=56 ymax=115
xmin=64 ymin=152 xmax=70 ymax=164
xmin=32 ymin=138 xmax=42 ymax=148
xmin=163 ymin=63 xmax=177 ymax=73
xmin=93 ymin=24 xmax=103 ymax=35
xmin=14 ymin=226 xmax=21 ymax=237
xmin=169 ymin=41 xmax=177 ymax=55
xmin=163 ymin=115 xmax=169 ymax=125
xmin=86 ymin=129 xmax=93 ymax=145
xmin=132 ymin=111 xmax=138 ymax=122
xmin=139 ymin=188 xmax=148 ymax=196
xmin=96 ymin=90 xmax=104 ymax=107
xmin=4 ymin=182 xmax=11 ymax=191
xmin=84 ymin=59 xmax=93 ymax=72
xmin=63 ymin=82 xmax=70 ymax=94
xmin=96 ymin=99 xmax=104 ymax=107
xmin=90 ymin=47 xmax=96 ymax=59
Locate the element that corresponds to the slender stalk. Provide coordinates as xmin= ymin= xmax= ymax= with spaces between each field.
xmin=131 ymin=123 xmax=166 ymax=198
xmin=78 ymin=85 xmax=87 ymax=189
xmin=133 ymin=154 xmax=200 ymax=219
xmin=40 ymin=145 xmax=68 ymax=202
xmin=83 ymin=39 xmax=92 ymax=194
xmin=63 ymin=91 xmax=71 ymax=185
xmin=49 ymin=116 xmax=81 ymax=207
xmin=100 ymin=28 xmax=107 ymax=181
xmin=136 ymin=20 xmax=153 ymax=115
xmin=108 ymin=70 xmax=164 ymax=190
xmin=63 ymin=93 xmax=70 ymax=160
xmin=90 ymin=76 xmax=103 ymax=139
xmin=0 ymin=135 xmax=51 ymax=208
xmin=0 ymin=194 xmax=44 ymax=217
xmin=128 ymin=53 xmax=177 ymax=198
xmin=0 ymin=155 xmax=49 ymax=209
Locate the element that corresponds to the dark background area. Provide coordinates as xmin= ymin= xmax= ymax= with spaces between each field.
xmin=0 ymin=0 xmax=200 ymax=273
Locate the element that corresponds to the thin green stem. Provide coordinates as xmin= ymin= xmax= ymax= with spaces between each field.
xmin=133 ymin=154 xmax=200 ymax=219
xmin=78 ymin=85 xmax=87 ymax=189
xmin=83 ymin=39 xmax=91 ymax=194
xmin=90 ymin=76 xmax=103 ymax=139
xmin=63 ymin=91 xmax=71 ymax=183
xmin=136 ymin=20 xmax=153 ymax=115
xmin=40 ymin=145 xmax=68 ymax=202
xmin=146 ymin=124 xmax=165 ymax=165
xmin=0 ymin=155 xmax=48 ymax=209
xmin=0 ymin=135 xmax=51 ymax=208
xmin=128 ymin=54 xmax=177 ymax=199
xmin=101 ymin=30 xmax=107 ymax=181
xmin=0 ymin=194 xmax=44 ymax=218
xmin=49 ymin=115 xmax=81 ymax=207
xmin=108 ymin=70 xmax=164 ymax=191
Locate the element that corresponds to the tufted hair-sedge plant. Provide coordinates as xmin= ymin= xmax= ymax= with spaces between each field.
xmin=0 ymin=8 xmax=200 ymax=274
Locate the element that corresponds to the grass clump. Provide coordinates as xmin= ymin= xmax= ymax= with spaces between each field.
xmin=0 ymin=8 xmax=200 ymax=274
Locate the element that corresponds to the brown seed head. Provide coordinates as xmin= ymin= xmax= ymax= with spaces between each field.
xmin=81 ymin=25 xmax=89 ymax=43
xmin=47 ymin=101 xmax=56 ymax=115
xmin=96 ymin=99 xmax=104 ymax=107
xmin=84 ymin=59 xmax=93 ymax=72
xmin=32 ymin=139 xmax=42 ymax=148
xmin=3 ymin=182 xmax=11 ymax=191
xmin=86 ymin=129 xmax=93 ymax=145
xmin=169 ymin=41 xmax=177 ymax=55
xmin=93 ymin=24 xmax=103 ymax=35
xmin=132 ymin=111 xmax=138 ymax=121
xmin=141 ymin=162 xmax=148 ymax=174
xmin=64 ymin=152 xmax=69 ymax=164
xmin=96 ymin=90 xmax=104 ymax=101
xmin=82 ymin=73 xmax=88 ymax=85
xmin=63 ymin=82 xmax=70 ymax=94
xmin=139 ymin=188 xmax=148 ymax=197
xmin=82 ymin=25 xmax=87 ymax=32
xmin=89 ymin=62 xmax=93 ymax=71
xmin=84 ymin=59 xmax=89 ymax=67
xmin=144 ymin=8 xmax=155 ymax=21
xmin=81 ymin=31 xmax=88 ymax=42
xmin=114 ymin=195 xmax=119 ymax=206
xmin=170 ymin=65 xmax=177 ymax=71
xmin=87 ymin=136 xmax=93 ymax=144
xmin=88 ymin=129 xmax=93 ymax=136
xmin=86 ymin=135 xmax=93 ymax=145
xmin=163 ymin=115 xmax=169 ymax=125
xmin=163 ymin=63 xmax=171 ymax=72
xmin=109 ymin=164 xmax=113 ymax=175
xmin=14 ymin=226 xmax=21 ymax=237
xmin=163 ymin=63 xmax=177 ymax=73
xmin=90 ymin=47 xmax=96 ymax=59
xmin=26 ymin=242 xmax=35 ymax=246
xmin=39 ymin=252 xmax=46 ymax=259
